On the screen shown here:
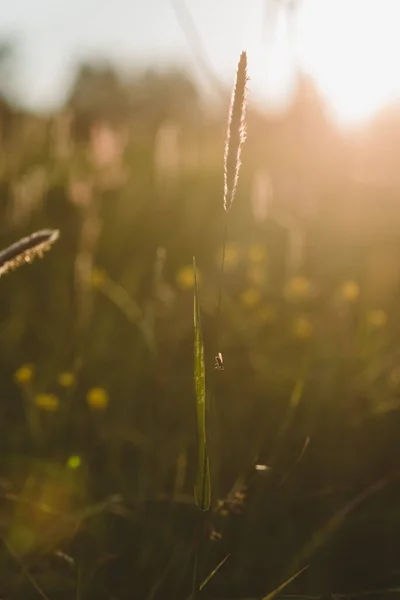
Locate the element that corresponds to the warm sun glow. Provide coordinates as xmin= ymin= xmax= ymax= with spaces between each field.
xmin=255 ymin=0 xmax=400 ymax=124
xmin=296 ymin=0 xmax=400 ymax=124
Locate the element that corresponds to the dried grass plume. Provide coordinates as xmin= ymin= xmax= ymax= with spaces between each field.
xmin=0 ymin=229 xmax=60 ymax=277
xmin=223 ymin=50 xmax=248 ymax=212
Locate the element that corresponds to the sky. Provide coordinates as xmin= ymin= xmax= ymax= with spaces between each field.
xmin=0 ymin=0 xmax=267 ymax=109
xmin=1 ymin=0 xmax=400 ymax=125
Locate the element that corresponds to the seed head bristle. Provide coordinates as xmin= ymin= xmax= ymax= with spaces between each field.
xmin=0 ymin=229 xmax=60 ymax=277
xmin=223 ymin=50 xmax=248 ymax=212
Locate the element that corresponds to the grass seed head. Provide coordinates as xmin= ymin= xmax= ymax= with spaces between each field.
xmin=0 ymin=229 xmax=59 ymax=277
xmin=223 ymin=50 xmax=248 ymax=212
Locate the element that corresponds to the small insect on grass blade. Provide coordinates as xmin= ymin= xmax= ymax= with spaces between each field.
xmin=193 ymin=257 xmax=211 ymax=511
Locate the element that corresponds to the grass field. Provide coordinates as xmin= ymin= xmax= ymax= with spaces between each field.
xmin=0 ymin=40 xmax=399 ymax=600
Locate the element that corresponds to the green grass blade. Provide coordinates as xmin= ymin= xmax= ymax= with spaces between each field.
xmin=199 ymin=554 xmax=230 ymax=591
xmin=186 ymin=555 xmax=231 ymax=600
xmin=262 ymin=565 xmax=308 ymax=600
xmin=193 ymin=257 xmax=211 ymax=511
xmin=287 ymin=476 xmax=392 ymax=574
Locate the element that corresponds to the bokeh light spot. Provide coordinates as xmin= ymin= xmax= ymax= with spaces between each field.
xmin=67 ymin=455 xmax=81 ymax=469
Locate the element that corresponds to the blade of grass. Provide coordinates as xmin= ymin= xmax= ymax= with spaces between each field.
xmin=268 ymin=378 xmax=306 ymax=470
xmin=186 ymin=554 xmax=231 ymax=600
xmin=199 ymin=554 xmax=230 ymax=591
xmin=287 ymin=476 xmax=393 ymax=576
xmin=2 ymin=535 xmax=50 ymax=600
xmin=146 ymin=552 xmax=177 ymax=600
xmin=262 ymin=565 xmax=309 ymax=600
xmin=192 ymin=257 xmax=211 ymax=600
xmin=279 ymin=436 xmax=310 ymax=487
xmin=193 ymin=257 xmax=210 ymax=512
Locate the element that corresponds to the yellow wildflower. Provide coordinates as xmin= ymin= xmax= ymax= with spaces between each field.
xmin=284 ymin=276 xmax=312 ymax=301
xmin=34 ymin=393 xmax=59 ymax=412
xmin=14 ymin=364 xmax=34 ymax=385
xmin=67 ymin=455 xmax=81 ymax=469
xmin=292 ymin=315 xmax=313 ymax=339
xmin=58 ymin=372 xmax=75 ymax=387
xmin=366 ymin=309 xmax=387 ymax=328
xmin=340 ymin=281 xmax=360 ymax=302
xmin=248 ymin=244 xmax=267 ymax=263
xmin=87 ymin=387 xmax=109 ymax=410
xmin=175 ymin=266 xmax=198 ymax=290
xmin=240 ymin=288 xmax=261 ymax=308
xmin=91 ymin=267 xmax=106 ymax=288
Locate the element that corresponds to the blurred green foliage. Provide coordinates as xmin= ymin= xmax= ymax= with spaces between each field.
xmin=0 ymin=53 xmax=399 ymax=599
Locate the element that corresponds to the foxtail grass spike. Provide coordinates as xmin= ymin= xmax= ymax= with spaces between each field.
xmin=223 ymin=50 xmax=248 ymax=212
xmin=0 ymin=229 xmax=59 ymax=278
xmin=193 ymin=257 xmax=211 ymax=511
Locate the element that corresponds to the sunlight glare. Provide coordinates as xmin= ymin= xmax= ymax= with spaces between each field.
xmin=263 ymin=7 xmax=296 ymax=111
xmin=296 ymin=0 xmax=400 ymax=124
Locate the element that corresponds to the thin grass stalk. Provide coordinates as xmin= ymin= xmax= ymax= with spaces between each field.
xmin=193 ymin=258 xmax=211 ymax=511
xmin=215 ymin=51 xmax=248 ymax=361
xmin=186 ymin=554 xmax=231 ymax=600
xmin=191 ymin=51 xmax=248 ymax=600
xmin=262 ymin=565 xmax=309 ymax=600
xmin=191 ymin=520 xmax=204 ymax=600
xmin=192 ymin=257 xmax=211 ymax=600
xmin=286 ymin=476 xmax=392 ymax=577
xmin=215 ymin=213 xmax=228 ymax=356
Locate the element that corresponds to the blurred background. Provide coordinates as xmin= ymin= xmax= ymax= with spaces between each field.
xmin=0 ymin=0 xmax=400 ymax=598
